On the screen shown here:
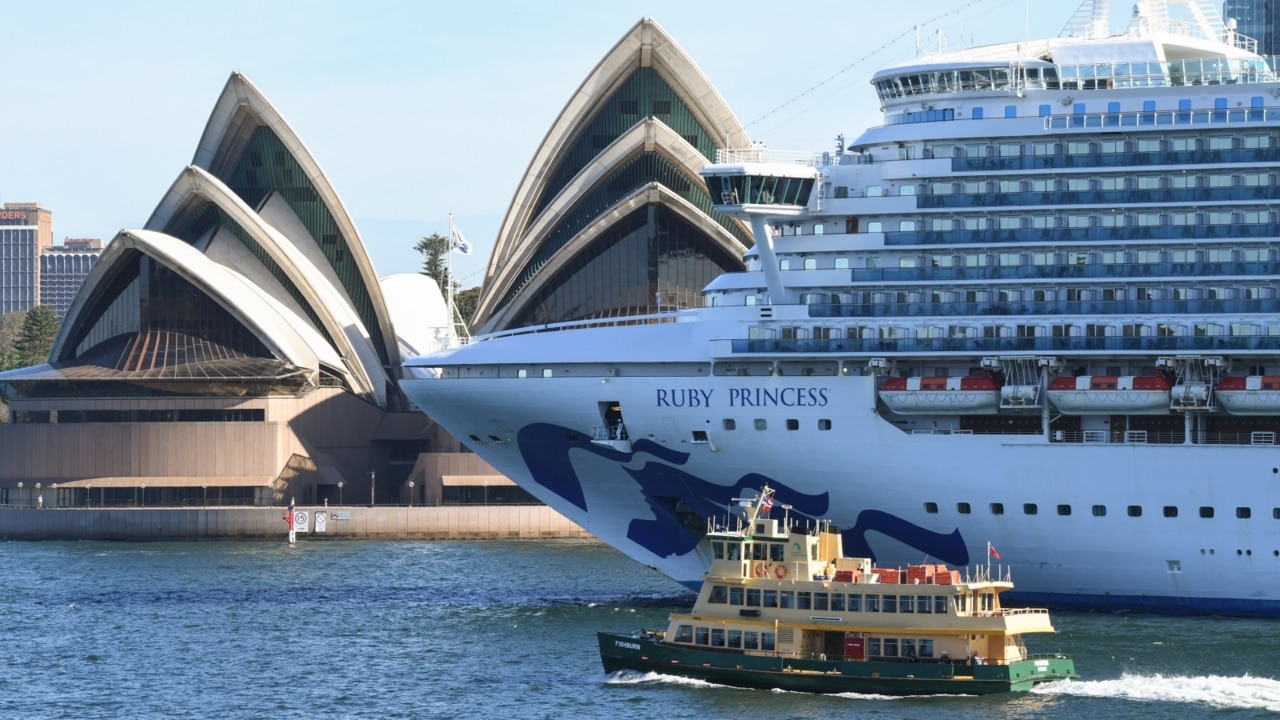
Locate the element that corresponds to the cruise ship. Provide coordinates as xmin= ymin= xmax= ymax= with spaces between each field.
xmin=403 ymin=0 xmax=1280 ymax=615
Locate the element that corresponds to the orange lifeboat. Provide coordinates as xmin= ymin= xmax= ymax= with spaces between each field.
xmin=879 ymin=376 xmax=1000 ymax=415
xmin=1216 ymin=376 xmax=1280 ymax=415
xmin=1046 ymin=375 xmax=1172 ymax=415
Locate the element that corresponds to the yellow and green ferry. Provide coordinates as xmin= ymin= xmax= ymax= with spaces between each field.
xmin=598 ymin=486 xmax=1077 ymax=695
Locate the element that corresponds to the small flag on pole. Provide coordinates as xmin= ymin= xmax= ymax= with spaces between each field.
xmin=760 ymin=495 xmax=773 ymax=516
xmin=450 ymin=225 xmax=472 ymax=255
xmin=988 ymin=543 xmax=1001 ymax=561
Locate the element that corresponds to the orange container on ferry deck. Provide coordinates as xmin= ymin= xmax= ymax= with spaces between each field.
xmin=871 ymin=568 xmax=901 ymax=584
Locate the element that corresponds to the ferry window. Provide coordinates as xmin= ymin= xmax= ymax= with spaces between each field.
xmin=868 ymin=638 xmax=881 ymax=656
xmin=709 ymin=586 xmax=728 ymax=604
xmin=818 ymin=419 xmax=832 ymax=431
xmin=899 ymin=595 xmax=913 ymax=613
xmin=763 ymin=589 xmax=778 ymax=608
xmin=723 ymin=419 xmax=736 ymax=431
xmin=902 ymin=638 xmax=917 ymax=659
xmin=865 ymin=594 xmax=880 ymax=612
xmin=779 ymin=259 xmax=790 ymax=271
xmin=675 ymin=625 xmax=693 ymax=642
xmin=990 ymin=503 xmax=1004 ymax=515
xmin=542 ymin=369 xmax=553 ymax=378
xmin=924 ymin=502 xmax=938 ymax=514
xmin=831 ymin=593 xmax=845 ymax=611
xmin=900 ymin=220 xmax=916 ymax=231
xmin=1274 ymin=508 xmax=1280 ymax=519
xmin=884 ymin=638 xmax=900 ymax=657
xmin=770 ymin=543 xmax=784 ymax=562
xmin=1024 ymin=503 xmax=1038 ymax=515
xmin=729 ymin=586 xmax=745 ymax=607
xmin=710 ymin=628 xmax=725 ymax=647
xmin=919 ymin=639 xmax=934 ymax=658
xmin=867 ymin=221 xmax=883 ymax=232
xmin=727 ymin=543 xmax=741 ymax=560
xmin=517 ymin=369 xmax=527 ymax=378
xmin=712 ymin=541 xmax=725 ymax=559
xmin=1237 ymin=507 xmax=1251 ymax=519
xmin=752 ymin=543 xmax=767 ymax=561
xmin=747 ymin=588 xmax=761 ymax=606
xmin=957 ymin=502 xmax=971 ymax=515
xmin=744 ymin=631 xmax=759 ymax=650
xmin=1164 ymin=506 xmax=1179 ymax=518
xmin=1058 ymin=504 xmax=1072 ymax=516
xmin=754 ymin=419 xmax=767 ymax=431
xmin=814 ymin=592 xmax=829 ymax=611
xmin=848 ymin=594 xmax=862 ymax=612
xmin=786 ymin=419 xmax=799 ymax=431
xmin=866 ymin=185 xmax=884 ymax=197
xmin=899 ymin=185 xmax=917 ymax=196
xmin=727 ymin=630 xmax=742 ymax=649
xmin=797 ymin=592 xmax=812 ymax=610
xmin=803 ymin=257 xmax=817 ymax=270
xmin=757 ymin=630 xmax=778 ymax=653
xmin=1093 ymin=505 xmax=1107 ymax=517
xmin=934 ymin=596 xmax=948 ymax=614
xmin=1199 ymin=507 xmax=1215 ymax=519
xmin=835 ymin=257 xmax=850 ymax=269
xmin=695 ymin=627 xmax=710 ymax=645
xmin=779 ymin=591 xmax=795 ymax=609
xmin=883 ymin=595 xmax=898 ymax=613
xmin=916 ymin=596 xmax=930 ymax=613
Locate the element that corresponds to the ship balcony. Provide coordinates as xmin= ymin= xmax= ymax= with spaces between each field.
xmin=590 ymin=426 xmax=631 ymax=453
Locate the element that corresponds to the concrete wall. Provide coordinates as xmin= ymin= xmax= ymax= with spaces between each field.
xmin=0 ymin=505 xmax=591 ymax=540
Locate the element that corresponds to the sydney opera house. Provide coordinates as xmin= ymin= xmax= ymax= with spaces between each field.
xmin=0 ymin=18 xmax=750 ymax=508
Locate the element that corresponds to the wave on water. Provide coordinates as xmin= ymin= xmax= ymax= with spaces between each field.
xmin=1034 ymin=673 xmax=1280 ymax=712
xmin=603 ymin=670 xmax=728 ymax=690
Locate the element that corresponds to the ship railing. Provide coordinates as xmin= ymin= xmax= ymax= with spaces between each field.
xmin=463 ymin=311 xmax=683 ymax=344
xmin=713 ymin=148 xmax=824 ymax=166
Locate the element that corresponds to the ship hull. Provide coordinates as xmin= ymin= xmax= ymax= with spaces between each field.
xmin=401 ymin=363 xmax=1280 ymax=616
xmin=598 ymin=632 xmax=1075 ymax=695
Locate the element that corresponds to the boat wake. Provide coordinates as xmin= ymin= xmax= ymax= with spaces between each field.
xmin=601 ymin=671 xmax=951 ymax=700
xmin=1033 ymin=673 xmax=1280 ymax=712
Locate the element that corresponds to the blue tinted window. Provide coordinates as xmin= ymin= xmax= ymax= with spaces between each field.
xmin=1252 ymin=96 xmax=1264 ymax=108
xmin=1144 ymin=100 xmax=1156 ymax=111
xmin=1179 ymin=98 xmax=1191 ymax=110
xmin=1073 ymin=103 xmax=1085 ymax=114
xmin=1039 ymin=104 xmax=1051 ymax=116
xmin=1108 ymin=101 xmax=1120 ymax=113
xmin=972 ymin=107 xmax=984 ymax=119
xmin=1004 ymin=105 xmax=1016 ymax=118
xmin=1215 ymin=97 xmax=1227 ymax=109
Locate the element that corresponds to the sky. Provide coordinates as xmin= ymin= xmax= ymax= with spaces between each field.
xmin=1 ymin=0 xmax=1138 ymax=291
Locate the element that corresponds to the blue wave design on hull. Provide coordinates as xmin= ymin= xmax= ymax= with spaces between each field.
xmin=516 ymin=422 xmax=968 ymax=566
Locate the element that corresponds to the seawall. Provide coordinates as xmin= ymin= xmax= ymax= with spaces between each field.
xmin=0 ymin=506 xmax=592 ymax=541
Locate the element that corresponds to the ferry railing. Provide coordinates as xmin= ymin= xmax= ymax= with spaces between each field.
xmin=458 ymin=311 xmax=684 ymax=345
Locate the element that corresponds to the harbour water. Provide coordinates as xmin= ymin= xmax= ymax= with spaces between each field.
xmin=2 ymin=538 xmax=1277 ymax=719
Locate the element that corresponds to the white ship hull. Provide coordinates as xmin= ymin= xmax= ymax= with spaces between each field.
xmin=402 ymin=323 xmax=1280 ymax=615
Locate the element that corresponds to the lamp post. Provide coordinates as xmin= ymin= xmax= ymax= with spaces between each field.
xmin=337 ymin=481 xmax=344 ymax=507
xmin=408 ymin=481 xmax=414 ymax=507
xmin=369 ymin=470 xmax=375 ymax=507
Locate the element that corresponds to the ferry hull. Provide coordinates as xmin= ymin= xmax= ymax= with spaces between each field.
xmin=598 ymin=632 xmax=1076 ymax=695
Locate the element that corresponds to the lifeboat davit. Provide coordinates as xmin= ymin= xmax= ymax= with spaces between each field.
xmin=879 ymin=376 xmax=1000 ymax=415
xmin=1046 ymin=376 xmax=1172 ymax=415
xmin=1216 ymin=376 xmax=1280 ymax=415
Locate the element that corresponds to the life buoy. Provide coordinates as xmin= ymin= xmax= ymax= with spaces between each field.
xmin=754 ymin=563 xmax=768 ymax=578
xmin=775 ymin=565 xmax=789 ymax=579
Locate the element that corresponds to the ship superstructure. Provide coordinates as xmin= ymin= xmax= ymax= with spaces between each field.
xmin=403 ymin=0 xmax=1280 ymax=615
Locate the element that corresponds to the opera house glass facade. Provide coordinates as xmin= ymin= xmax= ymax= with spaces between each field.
xmin=472 ymin=19 xmax=754 ymax=333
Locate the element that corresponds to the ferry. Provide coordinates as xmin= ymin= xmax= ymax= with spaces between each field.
xmin=598 ymin=487 xmax=1077 ymax=695
xmin=402 ymin=0 xmax=1280 ymax=615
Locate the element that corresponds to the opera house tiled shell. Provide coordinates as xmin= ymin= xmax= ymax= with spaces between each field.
xmin=472 ymin=18 xmax=754 ymax=333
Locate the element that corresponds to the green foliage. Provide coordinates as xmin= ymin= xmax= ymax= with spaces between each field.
xmin=414 ymin=233 xmax=451 ymax=291
xmin=0 ymin=310 xmax=26 ymax=369
xmin=453 ymin=286 xmax=480 ymax=328
xmin=12 ymin=305 xmax=60 ymax=368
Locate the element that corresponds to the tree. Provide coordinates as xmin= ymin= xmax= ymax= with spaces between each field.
xmin=414 ymin=232 xmax=451 ymax=292
xmin=454 ymin=286 xmax=481 ymax=328
xmin=0 ymin=310 xmax=27 ymax=368
xmin=12 ymin=305 xmax=60 ymax=368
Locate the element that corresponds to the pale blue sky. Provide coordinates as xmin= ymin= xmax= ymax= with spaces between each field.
xmin=1 ymin=1 xmax=1125 ymax=289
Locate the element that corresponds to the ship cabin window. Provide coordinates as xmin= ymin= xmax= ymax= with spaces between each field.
xmin=723 ymin=419 xmax=736 ymax=430
xmin=727 ymin=630 xmax=742 ymax=649
xmin=866 ymin=185 xmax=884 ymax=197
xmin=763 ymin=589 xmax=778 ymax=608
xmin=712 ymin=541 xmax=725 ymax=559
xmin=990 ymin=502 xmax=1004 ymax=515
xmin=934 ymin=596 xmax=948 ymax=614
xmin=900 ymin=220 xmax=916 ymax=231
xmin=1058 ymin=504 xmax=1072 ymax=516
xmin=957 ymin=502 xmax=971 ymax=514
xmin=848 ymin=594 xmax=862 ymax=612
xmin=924 ymin=502 xmax=938 ymax=514
xmin=868 ymin=638 xmax=882 ymax=656
xmin=517 ymin=369 xmax=527 ymax=378
xmin=1128 ymin=505 xmax=1142 ymax=517
xmin=726 ymin=543 xmax=742 ymax=560
xmin=818 ymin=419 xmax=832 ymax=431
xmin=675 ymin=625 xmax=693 ymax=642
xmin=1164 ymin=506 xmax=1179 ymax=518
xmin=803 ymin=257 xmax=817 ymax=270
xmin=797 ymin=592 xmax=812 ymax=609
xmin=542 ymin=369 xmax=553 ymax=378
xmin=695 ymin=627 xmax=710 ymax=645
xmin=1137 ymin=138 xmax=1160 ymax=152
xmin=779 ymin=259 xmax=790 ymax=270
xmin=754 ymin=419 xmax=767 ymax=431
xmin=709 ymin=586 xmax=727 ymax=604
xmin=866 ymin=594 xmax=880 ymax=612
xmin=1093 ymin=505 xmax=1107 ymax=517
xmin=1237 ymin=507 xmax=1251 ymax=519
xmin=1024 ymin=503 xmax=1039 ymax=515
xmin=746 ymin=588 xmax=761 ymax=606
xmin=1039 ymin=103 xmax=1051 ymax=116
xmin=835 ymin=257 xmax=850 ymax=269
xmin=779 ymin=591 xmax=795 ymax=609
xmin=1274 ymin=508 xmax=1280 ymax=519
xmin=867 ymin=221 xmax=883 ymax=232
xmin=729 ymin=587 xmax=744 ymax=605
xmin=898 ymin=595 xmax=913 ymax=613
xmin=1199 ymin=506 xmax=1215 ymax=518
xmin=785 ymin=419 xmax=799 ymax=431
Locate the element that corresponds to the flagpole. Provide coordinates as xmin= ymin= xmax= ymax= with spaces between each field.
xmin=986 ymin=541 xmax=992 ymax=580
xmin=447 ymin=212 xmax=456 ymax=335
